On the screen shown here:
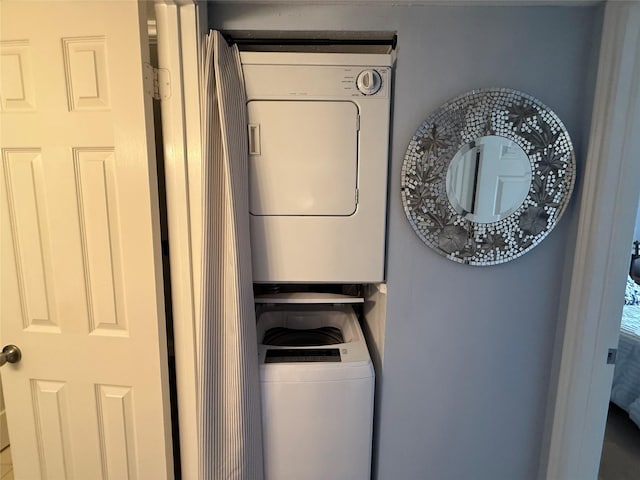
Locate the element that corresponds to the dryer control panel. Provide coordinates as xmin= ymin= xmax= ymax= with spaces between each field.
xmin=242 ymin=64 xmax=390 ymax=99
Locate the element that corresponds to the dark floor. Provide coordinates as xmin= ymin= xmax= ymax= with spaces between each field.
xmin=598 ymin=403 xmax=640 ymax=480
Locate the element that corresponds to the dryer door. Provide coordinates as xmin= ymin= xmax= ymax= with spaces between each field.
xmin=248 ymin=100 xmax=359 ymax=216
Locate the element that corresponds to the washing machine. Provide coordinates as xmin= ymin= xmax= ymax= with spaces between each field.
xmin=240 ymin=51 xmax=393 ymax=283
xmin=255 ymin=293 xmax=374 ymax=480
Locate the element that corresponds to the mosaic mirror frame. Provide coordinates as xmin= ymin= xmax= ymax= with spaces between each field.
xmin=401 ymin=88 xmax=576 ymax=266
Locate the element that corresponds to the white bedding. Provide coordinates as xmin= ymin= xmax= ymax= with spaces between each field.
xmin=611 ymin=303 xmax=640 ymax=427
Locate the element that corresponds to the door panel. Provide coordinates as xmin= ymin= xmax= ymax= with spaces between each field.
xmin=475 ymin=140 xmax=531 ymax=221
xmin=0 ymin=1 xmax=173 ymax=479
xmin=0 ymin=379 xmax=8 ymax=451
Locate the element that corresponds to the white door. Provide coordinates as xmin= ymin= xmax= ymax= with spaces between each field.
xmin=0 ymin=1 xmax=173 ymax=479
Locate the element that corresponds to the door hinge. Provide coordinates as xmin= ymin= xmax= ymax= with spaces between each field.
xmin=143 ymin=63 xmax=171 ymax=100
xmin=355 ymin=188 xmax=359 ymax=204
xmin=607 ymin=348 xmax=617 ymax=365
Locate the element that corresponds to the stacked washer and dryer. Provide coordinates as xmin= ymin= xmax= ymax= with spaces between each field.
xmin=240 ymin=50 xmax=392 ymax=480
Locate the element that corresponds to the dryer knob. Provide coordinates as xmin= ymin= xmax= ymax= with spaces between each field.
xmin=356 ymin=69 xmax=382 ymax=95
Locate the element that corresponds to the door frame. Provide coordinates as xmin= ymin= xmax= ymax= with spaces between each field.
xmin=540 ymin=1 xmax=640 ymax=479
xmin=153 ymin=1 xmax=206 ymax=479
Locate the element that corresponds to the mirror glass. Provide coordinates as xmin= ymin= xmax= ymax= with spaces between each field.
xmin=446 ymin=135 xmax=532 ymax=224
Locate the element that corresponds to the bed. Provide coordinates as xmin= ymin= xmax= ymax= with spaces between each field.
xmin=610 ymin=276 xmax=640 ymax=428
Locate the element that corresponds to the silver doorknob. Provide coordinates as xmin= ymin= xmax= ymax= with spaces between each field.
xmin=0 ymin=345 xmax=21 ymax=366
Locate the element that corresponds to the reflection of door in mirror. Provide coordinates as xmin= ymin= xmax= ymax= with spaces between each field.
xmin=447 ymin=136 xmax=531 ymax=223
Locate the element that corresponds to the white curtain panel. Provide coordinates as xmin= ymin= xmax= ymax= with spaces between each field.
xmin=199 ymin=30 xmax=264 ymax=480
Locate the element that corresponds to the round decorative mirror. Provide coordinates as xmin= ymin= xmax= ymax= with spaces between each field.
xmin=401 ymin=88 xmax=575 ymax=265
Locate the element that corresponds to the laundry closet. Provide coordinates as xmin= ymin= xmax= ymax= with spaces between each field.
xmin=154 ymin=3 xmax=612 ymax=480
xmin=238 ymin=38 xmax=394 ymax=479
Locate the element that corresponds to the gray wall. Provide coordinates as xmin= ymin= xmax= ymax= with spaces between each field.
xmin=209 ymin=3 xmax=602 ymax=479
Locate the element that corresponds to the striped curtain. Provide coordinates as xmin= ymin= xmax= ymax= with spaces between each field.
xmin=199 ymin=30 xmax=264 ymax=480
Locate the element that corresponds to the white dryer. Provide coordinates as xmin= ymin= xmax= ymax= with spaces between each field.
xmin=240 ymin=51 xmax=393 ymax=283
xmin=255 ymin=293 xmax=374 ymax=480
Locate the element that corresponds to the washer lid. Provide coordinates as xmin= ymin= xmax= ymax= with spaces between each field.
xmin=254 ymin=292 xmax=364 ymax=304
